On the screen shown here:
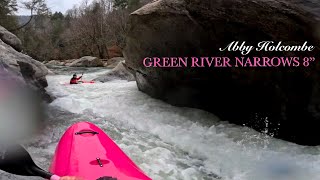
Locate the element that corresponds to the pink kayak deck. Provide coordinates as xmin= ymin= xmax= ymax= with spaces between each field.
xmin=49 ymin=122 xmax=152 ymax=180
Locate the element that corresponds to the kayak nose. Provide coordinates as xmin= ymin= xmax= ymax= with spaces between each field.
xmin=50 ymin=121 xmax=152 ymax=180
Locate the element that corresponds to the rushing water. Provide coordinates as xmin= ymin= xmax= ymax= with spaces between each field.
xmin=1 ymin=66 xmax=320 ymax=180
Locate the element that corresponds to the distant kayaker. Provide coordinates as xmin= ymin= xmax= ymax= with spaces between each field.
xmin=70 ymin=73 xmax=82 ymax=84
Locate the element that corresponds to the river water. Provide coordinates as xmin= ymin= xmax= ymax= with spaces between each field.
xmin=1 ymin=66 xmax=320 ymax=180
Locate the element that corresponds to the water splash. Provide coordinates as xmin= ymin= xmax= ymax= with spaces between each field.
xmin=2 ymin=67 xmax=319 ymax=180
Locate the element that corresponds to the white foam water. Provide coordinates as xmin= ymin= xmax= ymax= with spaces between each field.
xmin=1 ymin=68 xmax=319 ymax=180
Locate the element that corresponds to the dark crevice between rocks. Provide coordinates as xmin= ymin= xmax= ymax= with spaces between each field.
xmin=17 ymin=61 xmax=54 ymax=103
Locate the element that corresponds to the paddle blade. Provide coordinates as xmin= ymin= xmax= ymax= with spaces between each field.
xmin=0 ymin=144 xmax=52 ymax=178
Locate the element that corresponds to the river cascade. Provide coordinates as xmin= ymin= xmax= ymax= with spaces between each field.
xmin=1 ymin=66 xmax=319 ymax=180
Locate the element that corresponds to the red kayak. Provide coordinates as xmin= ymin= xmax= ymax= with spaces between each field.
xmin=62 ymin=81 xmax=95 ymax=85
xmin=78 ymin=80 xmax=95 ymax=84
xmin=49 ymin=122 xmax=152 ymax=180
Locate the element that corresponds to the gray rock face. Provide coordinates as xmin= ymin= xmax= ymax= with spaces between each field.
xmin=69 ymin=56 xmax=104 ymax=67
xmin=46 ymin=60 xmax=64 ymax=66
xmin=0 ymin=25 xmax=51 ymax=102
xmin=124 ymin=0 xmax=320 ymax=145
xmin=105 ymin=57 xmax=126 ymax=68
xmin=0 ymin=26 xmax=22 ymax=52
xmin=94 ymin=62 xmax=135 ymax=82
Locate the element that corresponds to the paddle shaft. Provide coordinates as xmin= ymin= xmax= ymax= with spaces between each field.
xmin=0 ymin=144 xmax=61 ymax=180
xmin=31 ymin=165 xmax=61 ymax=179
xmin=31 ymin=166 xmax=61 ymax=179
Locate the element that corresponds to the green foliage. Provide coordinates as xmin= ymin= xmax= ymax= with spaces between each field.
xmin=113 ymin=0 xmax=141 ymax=11
xmin=0 ymin=0 xmax=17 ymax=15
xmin=23 ymin=0 xmax=50 ymax=15
xmin=128 ymin=0 xmax=140 ymax=11
xmin=51 ymin=12 xmax=64 ymax=20
xmin=16 ymin=0 xmax=130 ymax=61
xmin=50 ymin=12 xmax=64 ymax=49
xmin=0 ymin=0 xmax=18 ymax=30
xmin=113 ymin=0 xmax=128 ymax=9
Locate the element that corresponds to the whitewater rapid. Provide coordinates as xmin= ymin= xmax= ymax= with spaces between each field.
xmin=1 ymin=67 xmax=319 ymax=180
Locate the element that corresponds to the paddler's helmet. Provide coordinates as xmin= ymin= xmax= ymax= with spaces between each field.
xmin=73 ymin=73 xmax=77 ymax=77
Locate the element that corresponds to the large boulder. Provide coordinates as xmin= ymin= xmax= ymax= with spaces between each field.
xmin=0 ymin=25 xmax=51 ymax=102
xmin=46 ymin=60 xmax=64 ymax=66
xmin=105 ymin=57 xmax=126 ymax=68
xmin=0 ymin=26 xmax=22 ymax=52
xmin=124 ymin=0 xmax=320 ymax=145
xmin=63 ymin=59 xmax=77 ymax=66
xmin=94 ymin=61 xmax=135 ymax=82
xmin=68 ymin=56 xmax=104 ymax=67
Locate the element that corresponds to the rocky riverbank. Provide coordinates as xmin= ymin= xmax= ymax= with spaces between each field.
xmin=0 ymin=25 xmax=52 ymax=102
xmin=45 ymin=56 xmax=125 ymax=68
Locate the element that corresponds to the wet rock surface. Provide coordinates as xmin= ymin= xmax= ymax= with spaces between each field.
xmin=124 ymin=0 xmax=320 ymax=145
xmin=0 ymin=25 xmax=52 ymax=102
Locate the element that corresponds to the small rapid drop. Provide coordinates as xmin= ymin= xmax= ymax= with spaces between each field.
xmin=1 ymin=66 xmax=319 ymax=180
